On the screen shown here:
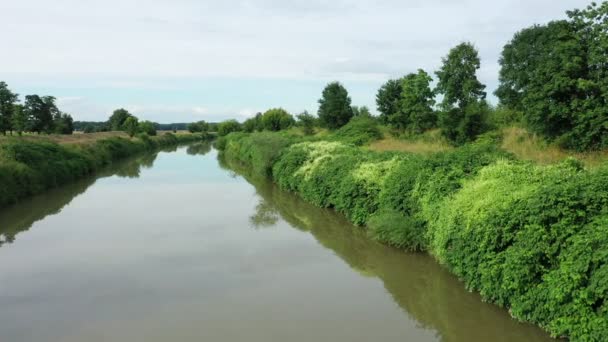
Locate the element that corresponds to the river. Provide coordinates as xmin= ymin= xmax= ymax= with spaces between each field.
xmin=0 ymin=143 xmax=555 ymax=342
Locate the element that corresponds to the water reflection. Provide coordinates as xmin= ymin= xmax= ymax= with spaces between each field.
xmin=220 ymin=156 xmax=555 ymax=342
xmin=186 ymin=142 xmax=212 ymax=156
xmin=0 ymin=152 xmax=160 ymax=248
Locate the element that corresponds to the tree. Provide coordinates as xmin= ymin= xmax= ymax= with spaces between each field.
xmin=376 ymin=79 xmax=403 ymax=124
xmin=139 ymin=120 xmax=157 ymax=136
xmin=496 ymin=2 xmax=608 ymax=150
xmin=435 ymin=42 xmax=487 ymax=143
xmin=217 ymin=119 xmax=241 ymax=136
xmin=352 ymin=106 xmax=372 ymax=118
xmin=123 ymin=116 xmax=139 ymax=137
xmin=261 ymin=108 xmax=295 ymax=131
xmin=296 ymin=111 xmax=316 ymax=135
xmin=243 ymin=113 xmax=262 ymax=133
xmin=24 ymin=95 xmax=55 ymax=134
xmin=108 ymin=108 xmax=132 ymax=131
xmin=390 ymin=69 xmax=436 ymax=132
xmin=53 ymin=113 xmax=74 ymax=134
xmin=318 ymin=82 xmax=353 ymax=129
xmin=0 ymin=82 xmax=19 ymax=135
xmin=11 ymin=104 xmax=28 ymax=136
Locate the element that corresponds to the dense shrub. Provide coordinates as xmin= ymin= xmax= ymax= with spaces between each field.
xmin=222 ymin=129 xmax=608 ymax=341
xmin=332 ymin=115 xmax=382 ymax=146
xmin=217 ymin=120 xmax=242 ymax=136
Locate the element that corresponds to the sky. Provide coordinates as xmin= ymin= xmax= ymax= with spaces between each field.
xmin=0 ymin=0 xmax=593 ymax=123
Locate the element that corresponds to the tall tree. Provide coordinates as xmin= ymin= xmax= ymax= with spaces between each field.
xmin=108 ymin=108 xmax=132 ymax=131
xmin=0 ymin=82 xmax=19 ymax=135
xmin=11 ymin=104 xmax=28 ymax=136
xmin=376 ymin=79 xmax=402 ymax=124
xmin=24 ymin=95 xmax=55 ymax=134
xmin=393 ymin=69 xmax=436 ymax=132
xmin=496 ymin=3 xmax=607 ymax=150
xmin=54 ymin=113 xmax=74 ymax=134
xmin=435 ymin=42 xmax=486 ymax=110
xmin=318 ymin=82 xmax=353 ymax=129
xmin=435 ymin=43 xmax=487 ymax=144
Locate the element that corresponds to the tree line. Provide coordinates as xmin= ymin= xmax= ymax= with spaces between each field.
xmin=0 ymin=82 xmax=74 ymax=135
xmin=216 ymin=1 xmax=606 ymax=151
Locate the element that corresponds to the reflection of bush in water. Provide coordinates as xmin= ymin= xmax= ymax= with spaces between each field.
xmin=223 ymin=155 xmax=553 ymax=342
xmin=187 ymin=142 xmax=212 ymax=156
xmin=0 ymin=151 xmax=161 ymax=248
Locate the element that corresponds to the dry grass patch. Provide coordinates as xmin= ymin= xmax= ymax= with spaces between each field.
xmin=501 ymin=126 xmax=608 ymax=167
xmin=368 ymin=129 xmax=452 ymax=154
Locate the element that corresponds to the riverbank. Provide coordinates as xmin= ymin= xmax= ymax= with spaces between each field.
xmin=217 ymin=131 xmax=608 ymax=342
xmin=0 ymin=132 xmax=209 ymax=208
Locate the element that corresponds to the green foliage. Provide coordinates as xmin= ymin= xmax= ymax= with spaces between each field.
xmin=368 ymin=210 xmax=426 ymax=251
xmin=187 ymin=120 xmax=209 ymax=133
xmin=435 ymin=42 xmax=487 ymax=110
xmin=376 ymin=78 xmax=402 ymax=124
xmin=496 ymin=3 xmax=608 ymax=151
xmin=261 ymin=108 xmax=295 ymax=131
xmin=332 ymin=115 xmax=382 ymax=146
xmin=393 ymin=69 xmax=436 ymax=133
xmin=222 ymin=127 xmax=608 ymax=340
xmin=108 ymin=108 xmax=132 ymax=131
xmin=439 ymin=100 xmax=491 ymax=145
xmin=351 ymin=106 xmax=372 ymax=118
xmin=139 ymin=120 xmax=157 ymax=136
xmin=217 ymin=119 xmax=242 ymax=136
xmin=318 ymin=82 xmax=354 ymax=129
xmin=0 ymin=133 xmax=204 ymax=208
xmin=11 ymin=104 xmax=28 ymax=136
xmin=0 ymin=81 xmax=18 ymax=135
xmin=123 ymin=116 xmax=139 ymax=137
xmin=435 ymin=42 xmax=488 ymax=145
xmin=243 ymin=113 xmax=263 ymax=133
xmin=53 ymin=113 xmax=74 ymax=134
xmin=296 ymin=111 xmax=316 ymax=135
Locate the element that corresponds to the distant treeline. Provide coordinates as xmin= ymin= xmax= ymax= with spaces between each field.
xmin=212 ymin=2 xmax=607 ymax=152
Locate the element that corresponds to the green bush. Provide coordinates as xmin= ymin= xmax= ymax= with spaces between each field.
xmin=332 ymin=115 xmax=382 ymax=146
xmin=222 ymin=129 xmax=608 ymax=341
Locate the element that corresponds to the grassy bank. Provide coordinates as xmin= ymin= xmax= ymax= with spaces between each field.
xmin=217 ymin=129 xmax=608 ymax=341
xmin=0 ymin=132 xmax=208 ymax=208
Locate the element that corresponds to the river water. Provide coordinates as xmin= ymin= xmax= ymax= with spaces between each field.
xmin=0 ymin=143 xmax=555 ymax=342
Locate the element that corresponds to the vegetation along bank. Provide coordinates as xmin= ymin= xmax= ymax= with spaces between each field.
xmin=0 ymin=132 xmax=209 ymax=209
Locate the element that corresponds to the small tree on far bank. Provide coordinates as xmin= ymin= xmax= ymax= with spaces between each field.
xmin=318 ymin=82 xmax=353 ymax=129
xmin=296 ymin=111 xmax=316 ymax=135
xmin=11 ymin=104 xmax=28 ymax=136
xmin=123 ymin=116 xmax=139 ymax=137
xmin=0 ymin=81 xmax=19 ymax=135
xmin=261 ymin=108 xmax=295 ymax=131
xmin=217 ymin=119 xmax=241 ymax=136
xmin=376 ymin=79 xmax=402 ymax=124
xmin=139 ymin=120 xmax=157 ymax=136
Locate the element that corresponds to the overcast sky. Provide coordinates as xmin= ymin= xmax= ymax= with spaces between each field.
xmin=0 ymin=0 xmax=592 ymax=123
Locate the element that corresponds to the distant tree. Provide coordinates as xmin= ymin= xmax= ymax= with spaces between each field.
xmin=261 ymin=108 xmax=295 ymax=131
xmin=376 ymin=79 xmax=403 ymax=124
xmin=352 ymin=106 xmax=372 ymax=118
xmin=123 ymin=116 xmax=139 ymax=137
xmin=187 ymin=120 xmax=209 ymax=133
xmin=11 ymin=104 xmax=28 ymax=136
xmin=243 ymin=113 xmax=263 ymax=133
xmin=83 ymin=125 xmax=95 ymax=133
xmin=24 ymin=95 xmax=56 ymax=134
xmin=139 ymin=120 xmax=157 ymax=136
xmin=0 ymin=82 xmax=19 ymax=135
xmin=435 ymin=42 xmax=487 ymax=144
xmin=108 ymin=108 xmax=132 ymax=131
xmin=53 ymin=113 xmax=74 ymax=134
xmin=396 ymin=69 xmax=436 ymax=133
xmin=318 ymin=82 xmax=353 ymax=129
xmin=296 ymin=111 xmax=316 ymax=135
xmin=217 ymin=119 xmax=241 ymax=136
